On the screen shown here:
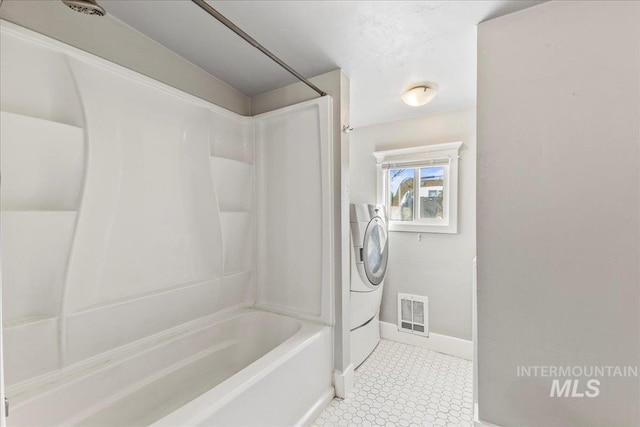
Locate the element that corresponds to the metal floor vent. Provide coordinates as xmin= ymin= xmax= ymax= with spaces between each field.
xmin=398 ymin=293 xmax=428 ymax=337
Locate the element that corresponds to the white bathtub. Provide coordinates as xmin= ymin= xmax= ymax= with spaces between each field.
xmin=8 ymin=309 xmax=334 ymax=426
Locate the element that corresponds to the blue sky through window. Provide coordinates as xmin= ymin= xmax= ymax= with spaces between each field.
xmin=390 ymin=167 xmax=444 ymax=195
xmin=420 ymin=166 xmax=444 ymax=180
xmin=389 ymin=169 xmax=413 ymax=195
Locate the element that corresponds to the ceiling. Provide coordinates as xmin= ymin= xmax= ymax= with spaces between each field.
xmin=105 ymin=0 xmax=543 ymax=127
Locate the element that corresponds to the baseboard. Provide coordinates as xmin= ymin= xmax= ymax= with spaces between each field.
xmin=474 ymin=417 xmax=503 ymax=427
xmin=332 ymin=365 xmax=354 ymax=398
xmin=380 ymin=321 xmax=472 ymax=360
xmin=295 ymin=388 xmax=335 ymax=427
xmin=473 ymin=403 xmax=503 ymax=427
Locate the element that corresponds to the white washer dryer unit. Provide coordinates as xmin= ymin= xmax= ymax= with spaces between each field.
xmin=350 ymin=204 xmax=389 ymax=368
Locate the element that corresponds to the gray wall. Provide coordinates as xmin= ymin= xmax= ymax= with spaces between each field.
xmin=0 ymin=0 xmax=250 ymax=115
xmin=350 ymin=107 xmax=475 ymax=341
xmin=477 ymin=1 xmax=640 ymax=425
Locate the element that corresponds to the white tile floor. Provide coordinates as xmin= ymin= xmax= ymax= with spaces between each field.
xmin=313 ymin=339 xmax=474 ymax=427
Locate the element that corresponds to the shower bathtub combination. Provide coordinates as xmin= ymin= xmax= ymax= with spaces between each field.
xmin=9 ymin=310 xmax=332 ymax=426
xmin=1 ymin=20 xmax=335 ymax=426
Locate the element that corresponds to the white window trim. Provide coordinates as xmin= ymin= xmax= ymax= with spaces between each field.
xmin=374 ymin=141 xmax=462 ymax=234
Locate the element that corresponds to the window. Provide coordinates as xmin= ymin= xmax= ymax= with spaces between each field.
xmin=374 ymin=142 xmax=462 ymax=233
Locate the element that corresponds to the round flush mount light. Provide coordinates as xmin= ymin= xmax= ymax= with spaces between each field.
xmin=401 ymin=84 xmax=438 ymax=107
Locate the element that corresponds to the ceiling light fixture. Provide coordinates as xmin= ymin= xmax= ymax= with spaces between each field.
xmin=401 ymin=85 xmax=438 ymax=107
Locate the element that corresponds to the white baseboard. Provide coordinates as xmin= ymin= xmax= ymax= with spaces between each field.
xmin=474 ymin=417 xmax=503 ymax=427
xmin=380 ymin=321 xmax=472 ymax=360
xmin=473 ymin=402 xmax=503 ymax=427
xmin=333 ymin=365 xmax=354 ymax=398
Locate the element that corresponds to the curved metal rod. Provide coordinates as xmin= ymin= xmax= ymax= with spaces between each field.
xmin=191 ymin=0 xmax=326 ymax=97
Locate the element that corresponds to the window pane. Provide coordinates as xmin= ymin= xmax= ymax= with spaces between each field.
xmin=419 ymin=166 xmax=444 ymax=219
xmin=389 ymin=168 xmax=414 ymax=221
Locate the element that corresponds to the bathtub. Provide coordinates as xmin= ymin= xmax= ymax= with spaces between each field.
xmin=7 ymin=309 xmax=334 ymax=426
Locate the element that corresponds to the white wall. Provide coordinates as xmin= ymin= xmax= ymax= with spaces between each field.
xmin=477 ymin=1 xmax=639 ymax=425
xmin=350 ymin=107 xmax=475 ymax=341
xmin=0 ymin=0 xmax=250 ymax=115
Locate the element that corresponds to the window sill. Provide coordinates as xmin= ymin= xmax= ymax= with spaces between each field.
xmin=388 ymin=222 xmax=457 ymax=234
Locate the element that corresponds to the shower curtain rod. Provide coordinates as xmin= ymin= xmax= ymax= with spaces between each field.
xmin=191 ymin=0 xmax=327 ymax=97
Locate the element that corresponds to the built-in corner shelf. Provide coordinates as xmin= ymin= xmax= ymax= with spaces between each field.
xmin=0 ymin=110 xmax=82 ymax=131
xmin=209 ymin=156 xmax=254 ymax=213
xmin=0 ymin=109 xmax=82 ymax=328
xmin=208 ymin=114 xmax=253 ymax=165
xmin=2 ymin=315 xmax=60 ymax=386
xmin=2 ymin=315 xmax=58 ymax=331
xmin=209 ymin=155 xmax=255 ymax=275
xmin=0 ymin=110 xmax=84 ymax=211
xmin=1 ymin=110 xmax=84 ymax=387
xmin=1 ymin=211 xmax=77 ymax=324
xmin=223 ymin=269 xmax=253 ymax=279
xmin=1 ymin=209 xmax=78 ymax=214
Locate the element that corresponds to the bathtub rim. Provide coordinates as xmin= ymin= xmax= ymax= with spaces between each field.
xmin=151 ymin=311 xmax=331 ymax=426
xmin=6 ymin=306 xmax=307 ymax=408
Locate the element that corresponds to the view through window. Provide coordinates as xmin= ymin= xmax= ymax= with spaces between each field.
xmin=375 ymin=142 xmax=461 ymax=233
xmin=388 ymin=166 xmax=445 ymax=222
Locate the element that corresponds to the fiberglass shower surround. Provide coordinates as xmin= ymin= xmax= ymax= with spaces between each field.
xmin=0 ymin=20 xmax=334 ymax=425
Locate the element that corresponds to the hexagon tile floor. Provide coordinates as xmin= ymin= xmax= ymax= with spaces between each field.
xmin=312 ymin=339 xmax=474 ymax=427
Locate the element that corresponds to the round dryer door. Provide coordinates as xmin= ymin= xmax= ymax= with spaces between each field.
xmin=362 ymin=217 xmax=388 ymax=286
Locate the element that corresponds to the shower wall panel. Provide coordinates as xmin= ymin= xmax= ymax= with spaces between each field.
xmin=254 ymin=98 xmax=334 ymax=325
xmin=64 ymin=57 xmax=224 ymax=309
xmin=0 ymin=22 xmax=255 ymax=387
